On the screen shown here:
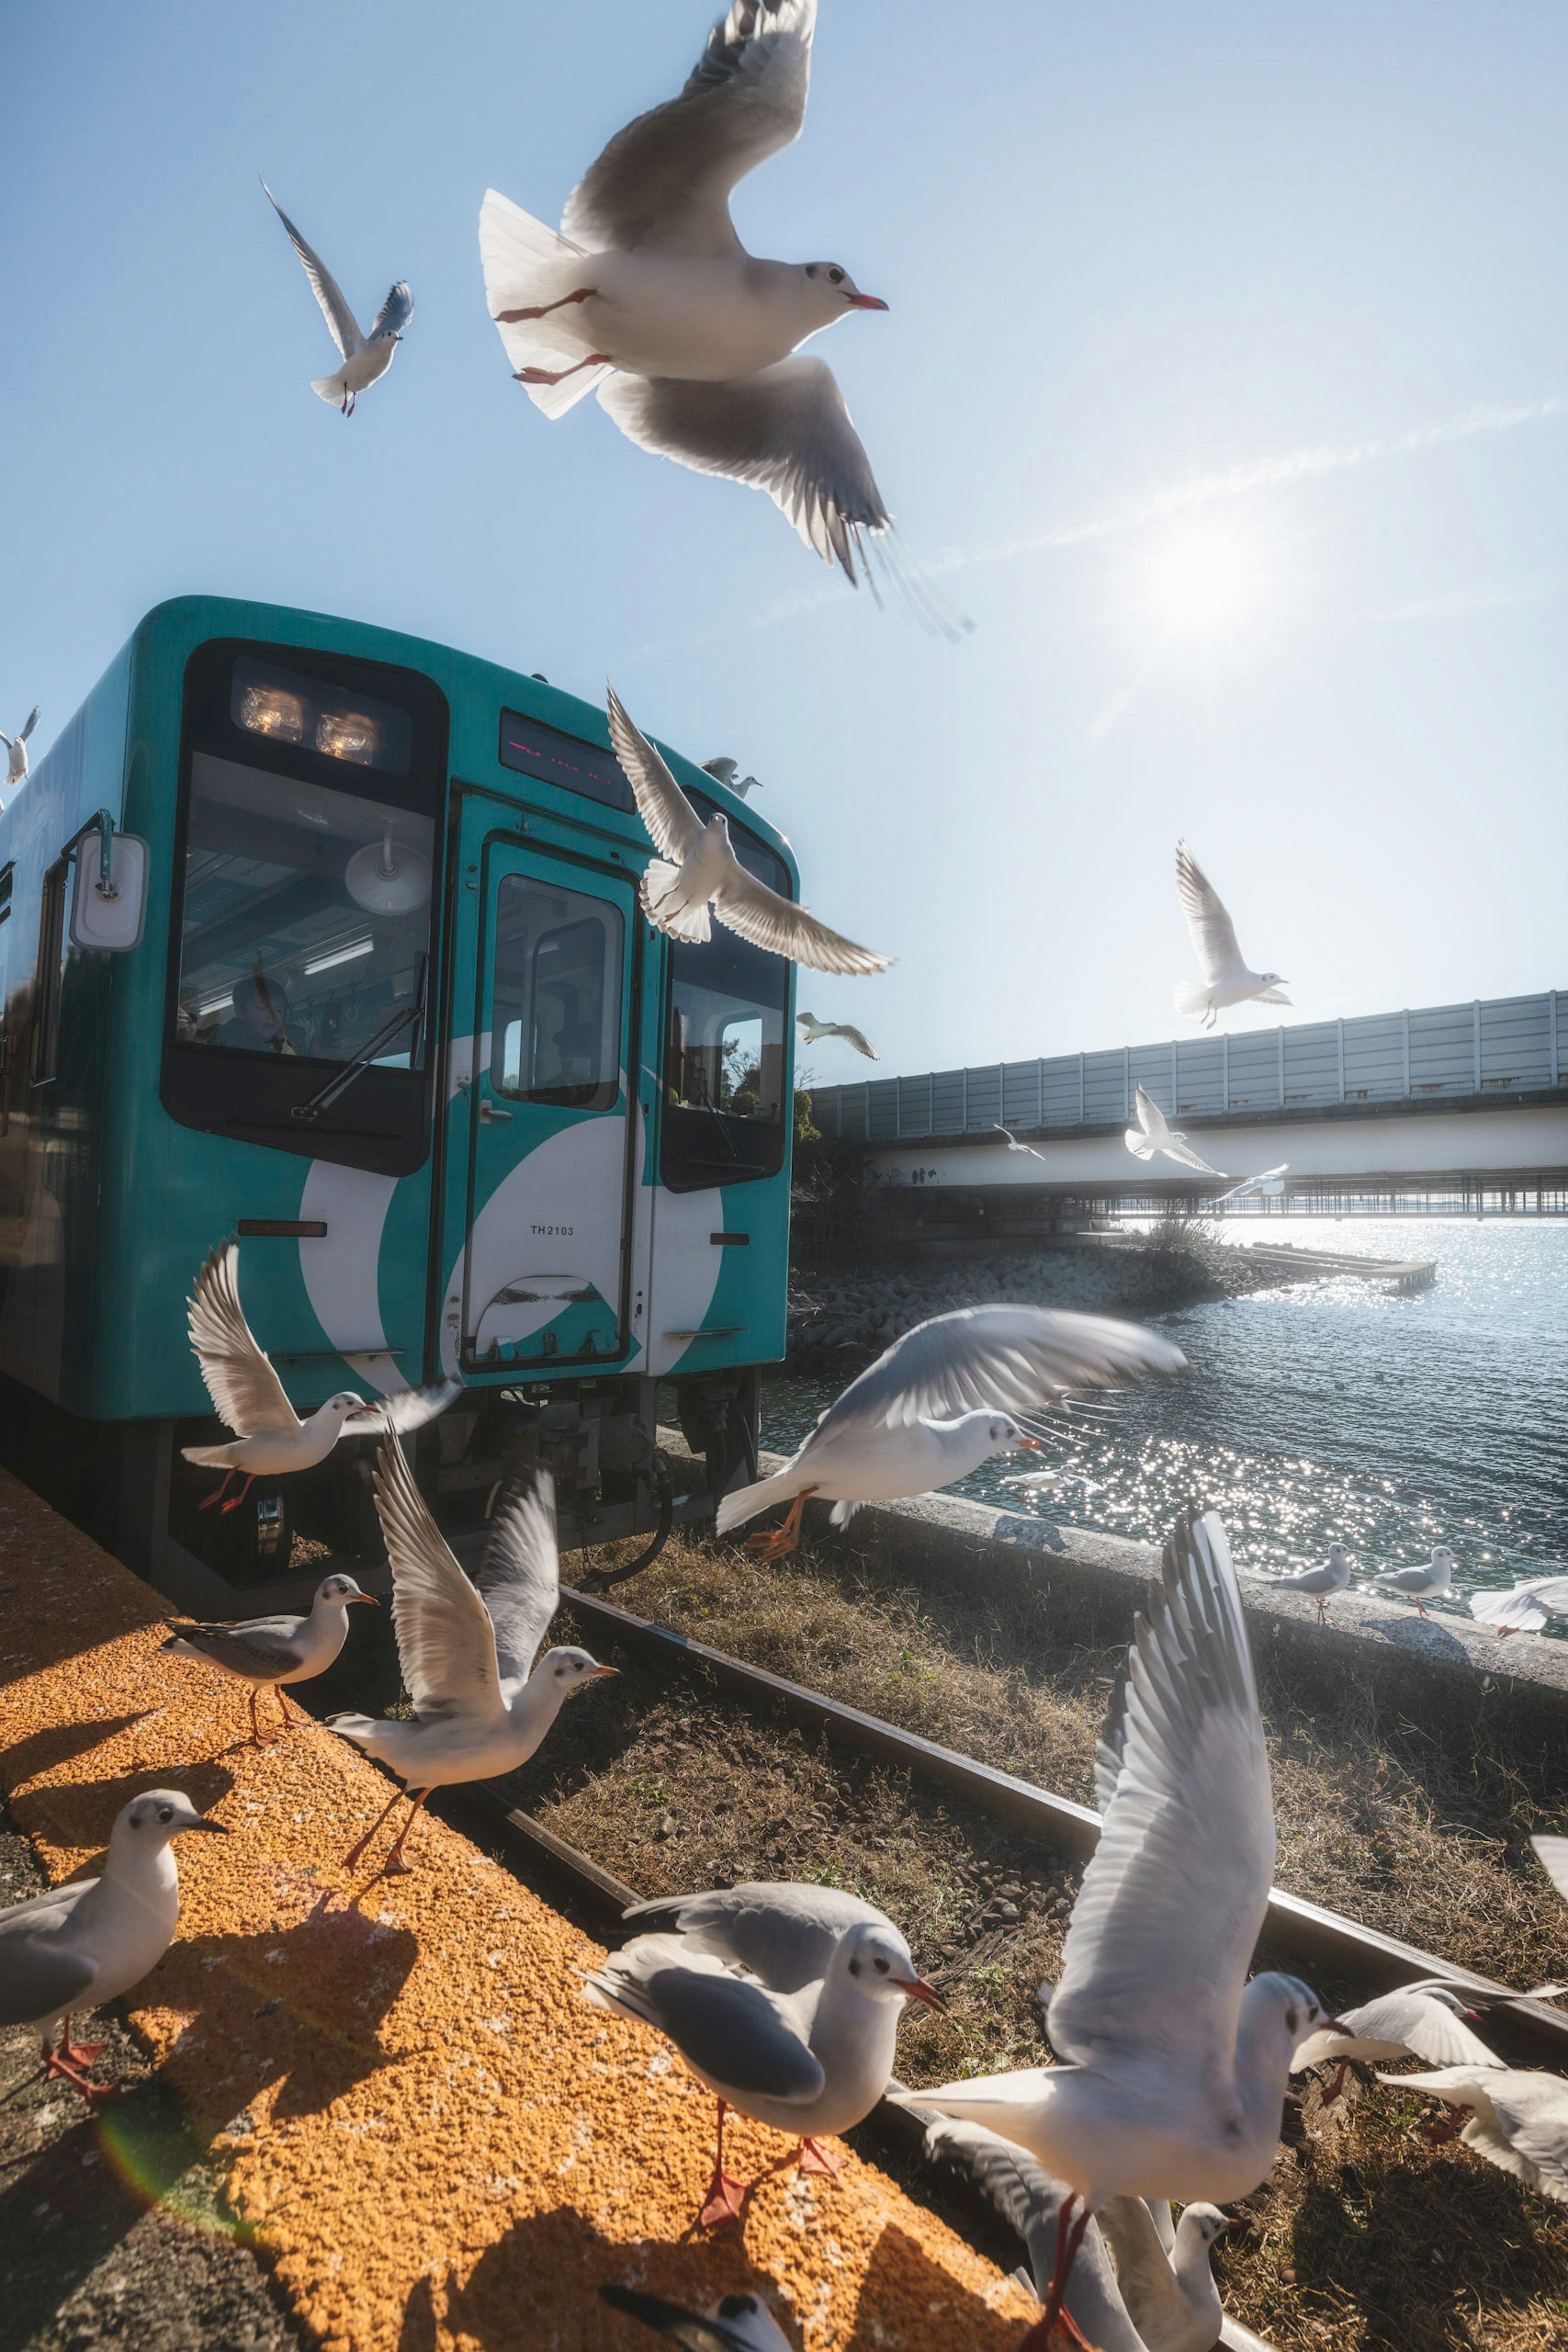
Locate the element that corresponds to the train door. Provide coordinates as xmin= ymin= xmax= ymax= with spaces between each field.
xmin=448 ymin=826 xmax=639 ymax=1375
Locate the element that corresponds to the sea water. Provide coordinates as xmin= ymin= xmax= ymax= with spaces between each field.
xmin=761 ymin=1219 xmax=1568 ymax=1631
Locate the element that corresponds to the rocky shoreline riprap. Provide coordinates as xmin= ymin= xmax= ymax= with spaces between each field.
xmin=784 ymin=1235 xmax=1278 ymax=1378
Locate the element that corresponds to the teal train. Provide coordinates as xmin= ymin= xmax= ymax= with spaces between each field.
xmin=0 ymin=597 xmax=792 ymax=1589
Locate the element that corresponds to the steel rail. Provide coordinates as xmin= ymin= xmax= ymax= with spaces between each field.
xmin=552 ymin=1580 xmax=1568 ymax=2069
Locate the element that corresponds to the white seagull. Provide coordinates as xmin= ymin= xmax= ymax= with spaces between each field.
xmin=1363 ymin=1547 xmax=1455 ymax=1618
xmin=797 ymin=1010 xmax=878 ymax=1060
xmin=715 ymin=1302 xmax=1187 ymax=1560
xmin=263 ymin=182 xmax=413 ymax=416
xmin=995 ymin=1123 xmax=1048 ymax=1162
xmin=1173 ymin=843 xmax=1290 ymax=1030
xmin=1 ymin=705 xmax=39 ymax=790
xmin=1255 ymin=1543 xmax=1353 ymax=1623
xmin=180 ymin=1240 xmax=459 ymax=1514
xmin=608 ymin=686 xmax=889 ymax=973
xmin=0 ymin=1790 xmax=227 ymax=2104
xmin=1292 ymin=1984 xmax=1500 ymax=2105
xmin=160 ymin=1572 xmax=376 ymax=1748
xmin=584 ymin=1880 xmax=942 ymax=2229
xmin=479 ymin=1 xmax=896 ymax=584
xmin=1381 ymin=2066 xmax=1568 ymax=2203
xmin=600 ymin=2285 xmax=795 ymax=2352
xmin=1470 ymin=1575 xmax=1568 ymax=1637
xmin=326 ymin=1445 xmax=615 ymax=1873
xmin=1533 ymin=1835 xmax=1568 ymax=1906
xmin=701 ymin=755 xmax=763 ymax=799
xmin=889 ymin=1512 xmax=1335 ymax=2341
xmin=1125 ymin=1086 xmax=1227 ymax=1177
xmin=1214 ymin=1164 xmax=1289 ymax=1207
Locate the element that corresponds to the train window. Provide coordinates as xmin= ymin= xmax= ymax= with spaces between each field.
xmin=31 ymin=858 xmax=69 ymax=1084
xmin=659 ymin=794 xmax=790 ymax=1191
xmin=162 ymin=640 xmax=446 ymax=1175
xmin=490 ymin=878 xmax=623 ymax=1112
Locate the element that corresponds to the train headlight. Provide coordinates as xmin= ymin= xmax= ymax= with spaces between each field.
xmin=316 ymin=710 xmax=380 ymax=764
xmin=238 ymin=685 xmax=307 ymax=741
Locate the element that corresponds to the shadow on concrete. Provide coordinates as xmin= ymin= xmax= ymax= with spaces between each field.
xmin=1 ymin=1761 xmax=237 ymax=1861
xmin=0 ymin=1712 xmax=162 ymax=1793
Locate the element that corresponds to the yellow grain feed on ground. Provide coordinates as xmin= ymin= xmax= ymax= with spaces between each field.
xmin=0 ymin=1468 xmax=1045 ymax=2352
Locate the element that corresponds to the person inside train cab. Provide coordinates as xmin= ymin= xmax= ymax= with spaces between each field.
xmin=216 ymin=970 xmax=305 ymax=1056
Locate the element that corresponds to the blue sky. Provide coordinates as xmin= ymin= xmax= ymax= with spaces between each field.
xmin=4 ymin=1 xmax=1563 ymax=1077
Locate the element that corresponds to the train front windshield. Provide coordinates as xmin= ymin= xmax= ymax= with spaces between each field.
xmin=161 ymin=644 xmax=447 ymax=1174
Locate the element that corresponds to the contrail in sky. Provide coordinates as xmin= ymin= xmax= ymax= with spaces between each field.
xmin=624 ymin=394 xmax=1563 ymax=662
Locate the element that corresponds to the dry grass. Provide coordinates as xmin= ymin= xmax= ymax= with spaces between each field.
xmin=485 ymin=1523 xmax=1568 ymax=2350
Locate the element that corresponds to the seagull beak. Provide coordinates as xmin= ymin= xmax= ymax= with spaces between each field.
xmin=350 ymin=1594 xmax=378 ymax=1606
xmin=1321 ymin=2015 xmax=1351 ymax=2033
xmin=1220 ymin=2215 xmax=1248 ymax=2234
xmin=847 ymin=292 xmax=889 ymax=310
xmin=1015 ymin=1436 xmax=1049 ymax=1453
xmin=589 ymin=1665 xmax=620 ymax=1680
xmin=896 ymin=1975 xmax=947 ymax=2012
xmin=192 ymin=1817 xmax=231 ymax=1835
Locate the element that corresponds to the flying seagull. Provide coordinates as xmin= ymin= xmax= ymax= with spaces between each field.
xmin=608 ymin=686 xmax=889 ymax=974
xmin=797 ymin=1010 xmax=877 ymax=1059
xmin=1 ymin=705 xmax=38 ymax=789
xmin=326 ymin=1447 xmax=615 ymax=1873
xmin=0 ymin=1790 xmax=227 ymax=2104
xmin=716 ymin=1303 xmax=1186 ymax=1560
xmin=478 ymin=1 xmax=896 ymax=585
xmin=890 ymin=1512 xmax=1335 ymax=2342
xmin=1470 ymin=1575 xmax=1568 ymax=1638
xmin=1174 ymin=843 xmax=1290 ymax=1029
xmin=1214 ymin=1164 xmax=1289 ymax=1206
xmin=1380 ymin=2066 xmax=1568 ymax=2203
xmin=1125 ymin=1085 xmax=1227 ymax=1177
xmin=161 ymin=1572 xmax=376 ymax=1748
xmin=994 ymin=1123 xmax=1048 ymax=1162
xmin=701 ymin=756 xmax=762 ymax=799
xmin=263 ymin=182 xmax=413 ymax=416
xmin=1292 ymin=1984 xmax=1500 ymax=2106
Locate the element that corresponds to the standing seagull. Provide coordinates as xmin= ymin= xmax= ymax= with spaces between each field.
xmin=797 ymin=1010 xmax=878 ymax=1060
xmin=160 ymin=1573 xmax=376 ymax=1749
xmin=180 ymin=1240 xmax=459 ymax=1515
xmin=0 ymin=1790 xmax=227 ymax=2104
xmin=1364 ymin=1547 xmax=1455 ymax=1618
xmin=1470 ymin=1575 xmax=1568 ymax=1637
xmin=608 ymin=686 xmax=889 ymax=973
xmin=717 ymin=1304 xmax=1186 ymax=1560
xmin=890 ymin=1512 xmax=1334 ymax=2341
xmin=995 ymin=1123 xmax=1048 ymax=1162
xmin=585 ymin=1880 xmax=942 ymax=2227
xmin=1 ymin=705 xmax=38 ymax=791
xmin=1125 ymin=1086 xmax=1227 ymax=1177
xmin=701 ymin=755 xmax=762 ymax=799
xmin=479 ymin=2 xmax=896 ymax=585
xmin=263 ymin=183 xmax=413 ymax=416
xmin=326 ymin=1446 xmax=615 ymax=1873
xmin=1173 ymin=843 xmax=1290 ymax=1030
xmin=1255 ymin=1543 xmax=1353 ymax=1623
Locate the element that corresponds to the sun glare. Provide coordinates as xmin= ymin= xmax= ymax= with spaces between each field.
xmin=1142 ymin=525 xmax=1260 ymax=638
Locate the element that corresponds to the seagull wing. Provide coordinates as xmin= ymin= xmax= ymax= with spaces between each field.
xmin=19 ymin=708 xmax=40 ymax=742
xmin=825 ymin=1022 xmax=878 ymax=1059
xmin=618 ymin=1881 xmax=889 ymax=1996
xmin=471 ymin=1473 xmax=560 ymax=1696
xmin=1047 ymin=1510 xmax=1275 ymax=2086
xmin=342 ymin=1379 xmax=462 ymax=1436
xmin=1532 ymin=1835 xmax=1568 ymax=1904
xmin=1132 ymin=1085 xmax=1165 ymax=1143
xmin=1176 ymin=841 xmax=1247 ymax=983
xmin=367 ymin=281 xmax=414 ymax=340
xmin=562 ymin=0 xmax=815 ymax=256
xmin=606 ymin=685 xmax=707 ymax=863
xmin=370 ymin=1440 xmax=506 ymax=1725
xmin=1483 ymin=2074 xmax=1568 ymax=2198
xmin=187 ymin=1241 xmax=301 ymax=1438
xmin=597 ymin=357 xmax=889 ymax=584
xmin=1158 ymin=1135 xmax=1227 ymax=1176
xmin=807 ymin=1303 xmax=1187 ymax=1444
xmin=712 ymin=856 xmax=891 ymax=976
xmin=1294 ymin=1989 xmax=1501 ymax=2073
xmin=584 ymin=1940 xmax=825 ymax=2102
xmin=263 ymin=183 xmax=364 ymax=357
xmin=165 ymin=1616 xmax=308 ymax=1679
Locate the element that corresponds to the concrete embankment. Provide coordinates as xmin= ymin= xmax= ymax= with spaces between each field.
xmin=0 ymin=1467 xmax=1041 ymax=2352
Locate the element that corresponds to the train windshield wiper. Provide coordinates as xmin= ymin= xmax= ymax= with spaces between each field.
xmin=292 ymin=956 xmax=428 ymax=1123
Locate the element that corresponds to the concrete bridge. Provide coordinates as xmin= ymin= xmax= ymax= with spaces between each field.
xmin=805 ymin=990 xmax=1568 ymax=1217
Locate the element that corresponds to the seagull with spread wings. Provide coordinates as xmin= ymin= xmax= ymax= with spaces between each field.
xmin=1174 ymin=843 xmax=1291 ymax=1029
xmin=1125 ymin=1085 xmax=1227 ymax=1177
xmin=994 ymin=1123 xmax=1048 ymax=1161
xmin=180 ymin=1240 xmax=459 ymax=1514
xmin=263 ymin=182 xmax=413 ymax=415
xmin=797 ymin=1010 xmax=878 ymax=1059
xmin=891 ymin=1512 xmax=1335 ymax=2344
xmin=715 ymin=1303 xmax=1186 ymax=1561
xmin=326 ymin=1446 xmax=615 ymax=1873
xmin=1 ymin=705 xmax=38 ymax=790
xmin=479 ymin=2 xmax=898 ymax=585
xmin=608 ymin=686 xmax=889 ymax=974
xmin=701 ymin=756 xmax=763 ymax=799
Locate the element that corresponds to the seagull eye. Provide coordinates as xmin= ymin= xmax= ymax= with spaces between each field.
xmin=158 ymin=1806 xmax=174 ymax=1823
xmin=873 ymin=1956 xmax=889 ymax=1973
xmin=828 ymin=266 xmax=844 ymax=284
xmin=848 ymin=1958 xmax=861 ymax=1977
xmin=1286 ymin=2006 xmax=1298 ymax=2034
